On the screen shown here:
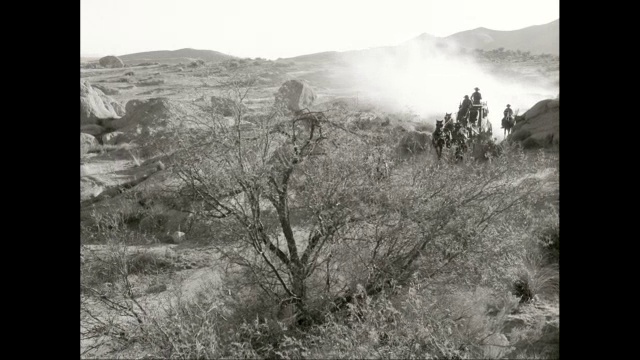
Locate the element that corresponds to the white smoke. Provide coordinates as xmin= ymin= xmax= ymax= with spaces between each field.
xmin=341 ymin=39 xmax=558 ymax=141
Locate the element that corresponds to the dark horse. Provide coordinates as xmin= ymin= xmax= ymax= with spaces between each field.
xmin=443 ymin=113 xmax=455 ymax=148
xmin=452 ymin=122 xmax=468 ymax=162
xmin=457 ymin=105 xmax=469 ymax=127
xmin=501 ymin=114 xmax=516 ymax=137
xmin=432 ymin=120 xmax=449 ymax=160
xmin=469 ymin=108 xmax=479 ymax=127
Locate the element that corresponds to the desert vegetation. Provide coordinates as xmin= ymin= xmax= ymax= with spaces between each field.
xmin=81 ymin=62 xmax=559 ymax=358
xmin=80 ymin=13 xmax=560 ymax=355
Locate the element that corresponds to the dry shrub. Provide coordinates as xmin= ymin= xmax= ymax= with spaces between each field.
xmin=513 ymin=252 xmax=559 ymax=303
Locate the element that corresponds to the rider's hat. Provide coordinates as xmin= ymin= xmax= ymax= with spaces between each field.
xmin=464 ymin=95 xmax=469 ymax=98
xmin=506 ymin=104 xmax=511 ymax=107
xmin=474 ymin=87 xmax=480 ymax=90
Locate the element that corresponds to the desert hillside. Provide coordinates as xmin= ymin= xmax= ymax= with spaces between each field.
xmin=81 ymin=25 xmax=559 ymax=359
xmin=442 ymin=19 xmax=559 ymax=55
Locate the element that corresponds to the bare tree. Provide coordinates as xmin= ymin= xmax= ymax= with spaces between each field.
xmin=164 ymin=75 xmax=551 ymax=326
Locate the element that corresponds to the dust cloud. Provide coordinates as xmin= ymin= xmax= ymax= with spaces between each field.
xmin=342 ymin=40 xmax=558 ymax=141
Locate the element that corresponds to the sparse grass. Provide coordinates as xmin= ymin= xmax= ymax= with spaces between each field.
xmin=80 ymin=66 xmax=559 ymax=358
xmin=513 ymin=251 xmax=559 ymax=303
xmin=522 ymin=137 xmax=543 ymax=150
xmin=86 ymin=143 xmax=136 ymax=154
xmin=537 ymin=223 xmax=559 ymax=264
xmin=127 ymin=251 xmax=174 ymax=275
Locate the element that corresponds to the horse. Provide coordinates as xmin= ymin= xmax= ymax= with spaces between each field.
xmin=501 ymin=115 xmax=515 ymax=137
xmin=469 ymin=108 xmax=479 ymax=127
xmin=432 ymin=120 xmax=447 ymax=160
xmin=444 ymin=112 xmax=453 ymax=123
xmin=457 ymin=106 xmax=469 ymax=126
xmin=443 ymin=113 xmax=455 ymax=148
xmin=451 ymin=123 xmax=468 ymax=162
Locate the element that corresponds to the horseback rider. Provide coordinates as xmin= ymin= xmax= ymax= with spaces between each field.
xmin=458 ymin=95 xmax=472 ymax=121
xmin=503 ymin=104 xmax=513 ymax=119
xmin=502 ymin=104 xmax=514 ymax=130
xmin=433 ymin=120 xmax=444 ymax=138
xmin=471 ymin=87 xmax=482 ymax=105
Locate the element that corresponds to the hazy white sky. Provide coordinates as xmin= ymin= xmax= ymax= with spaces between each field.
xmin=81 ymin=0 xmax=559 ymax=59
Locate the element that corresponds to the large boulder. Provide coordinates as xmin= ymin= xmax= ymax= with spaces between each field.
xmin=109 ymin=98 xmax=174 ymax=131
xmin=99 ymin=55 xmax=125 ymax=68
xmin=80 ymin=177 xmax=105 ymax=201
xmin=275 ymin=80 xmax=317 ymax=113
xmin=81 ymin=133 xmax=99 ymax=155
xmin=510 ymin=98 xmax=559 ymax=146
xmin=80 ymin=80 xmax=121 ymax=125
xmin=107 ymin=98 xmax=201 ymax=147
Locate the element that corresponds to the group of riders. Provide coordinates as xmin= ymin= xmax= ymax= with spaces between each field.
xmin=432 ymin=87 xmax=516 ymax=161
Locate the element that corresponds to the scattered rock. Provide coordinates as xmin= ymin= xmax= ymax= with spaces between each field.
xmin=124 ymin=71 xmax=135 ymax=76
xmin=80 ymin=176 xmax=105 ymax=201
xmin=81 ymin=133 xmax=99 ymax=154
xmin=80 ymin=124 xmax=105 ymax=136
xmin=143 ymin=246 xmax=177 ymax=259
xmin=109 ymin=98 xmax=173 ymax=130
xmin=155 ymin=161 xmax=166 ymax=171
xmin=81 ymin=79 xmax=121 ymax=125
xmin=92 ymin=84 xmax=120 ymax=95
xmin=503 ymin=301 xmax=559 ymax=359
xmin=102 ymin=131 xmax=124 ymax=145
xmin=275 ymin=80 xmax=317 ymax=113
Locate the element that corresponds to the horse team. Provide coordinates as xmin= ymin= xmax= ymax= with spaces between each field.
xmin=431 ymin=104 xmax=517 ymax=161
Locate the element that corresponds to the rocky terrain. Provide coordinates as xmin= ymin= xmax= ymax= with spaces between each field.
xmin=81 ymin=22 xmax=559 ymax=359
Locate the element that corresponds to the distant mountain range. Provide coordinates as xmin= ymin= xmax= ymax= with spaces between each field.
xmin=435 ymin=19 xmax=558 ymax=55
xmin=81 ymin=19 xmax=558 ymax=63
xmin=285 ymin=19 xmax=558 ymax=62
xmin=117 ymin=48 xmax=235 ymax=64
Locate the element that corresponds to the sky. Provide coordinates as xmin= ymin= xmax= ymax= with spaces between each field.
xmin=81 ymin=0 xmax=559 ymax=60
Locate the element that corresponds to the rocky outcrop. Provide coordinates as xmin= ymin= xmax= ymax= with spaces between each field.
xmin=80 ymin=124 xmax=106 ymax=136
xmin=81 ymin=79 xmax=121 ymax=125
xmin=99 ymin=55 xmax=125 ymax=68
xmin=510 ymin=98 xmax=559 ymax=147
xmin=275 ymin=80 xmax=317 ymax=113
xmin=92 ymin=84 xmax=120 ymax=95
xmin=81 ymin=133 xmax=99 ymax=155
